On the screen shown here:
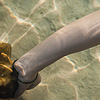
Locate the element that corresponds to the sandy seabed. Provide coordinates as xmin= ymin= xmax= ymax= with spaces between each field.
xmin=0 ymin=0 xmax=100 ymax=100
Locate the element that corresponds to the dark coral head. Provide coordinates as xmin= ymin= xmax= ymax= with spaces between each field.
xmin=0 ymin=42 xmax=18 ymax=99
xmin=0 ymin=64 xmax=18 ymax=99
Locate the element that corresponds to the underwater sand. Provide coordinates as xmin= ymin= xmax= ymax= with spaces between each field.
xmin=0 ymin=0 xmax=100 ymax=100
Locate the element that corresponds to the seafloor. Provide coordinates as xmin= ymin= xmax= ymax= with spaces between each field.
xmin=0 ymin=0 xmax=100 ymax=100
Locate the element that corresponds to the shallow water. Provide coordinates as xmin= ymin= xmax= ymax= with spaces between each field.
xmin=0 ymin=0 xmax=100 ymax=100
